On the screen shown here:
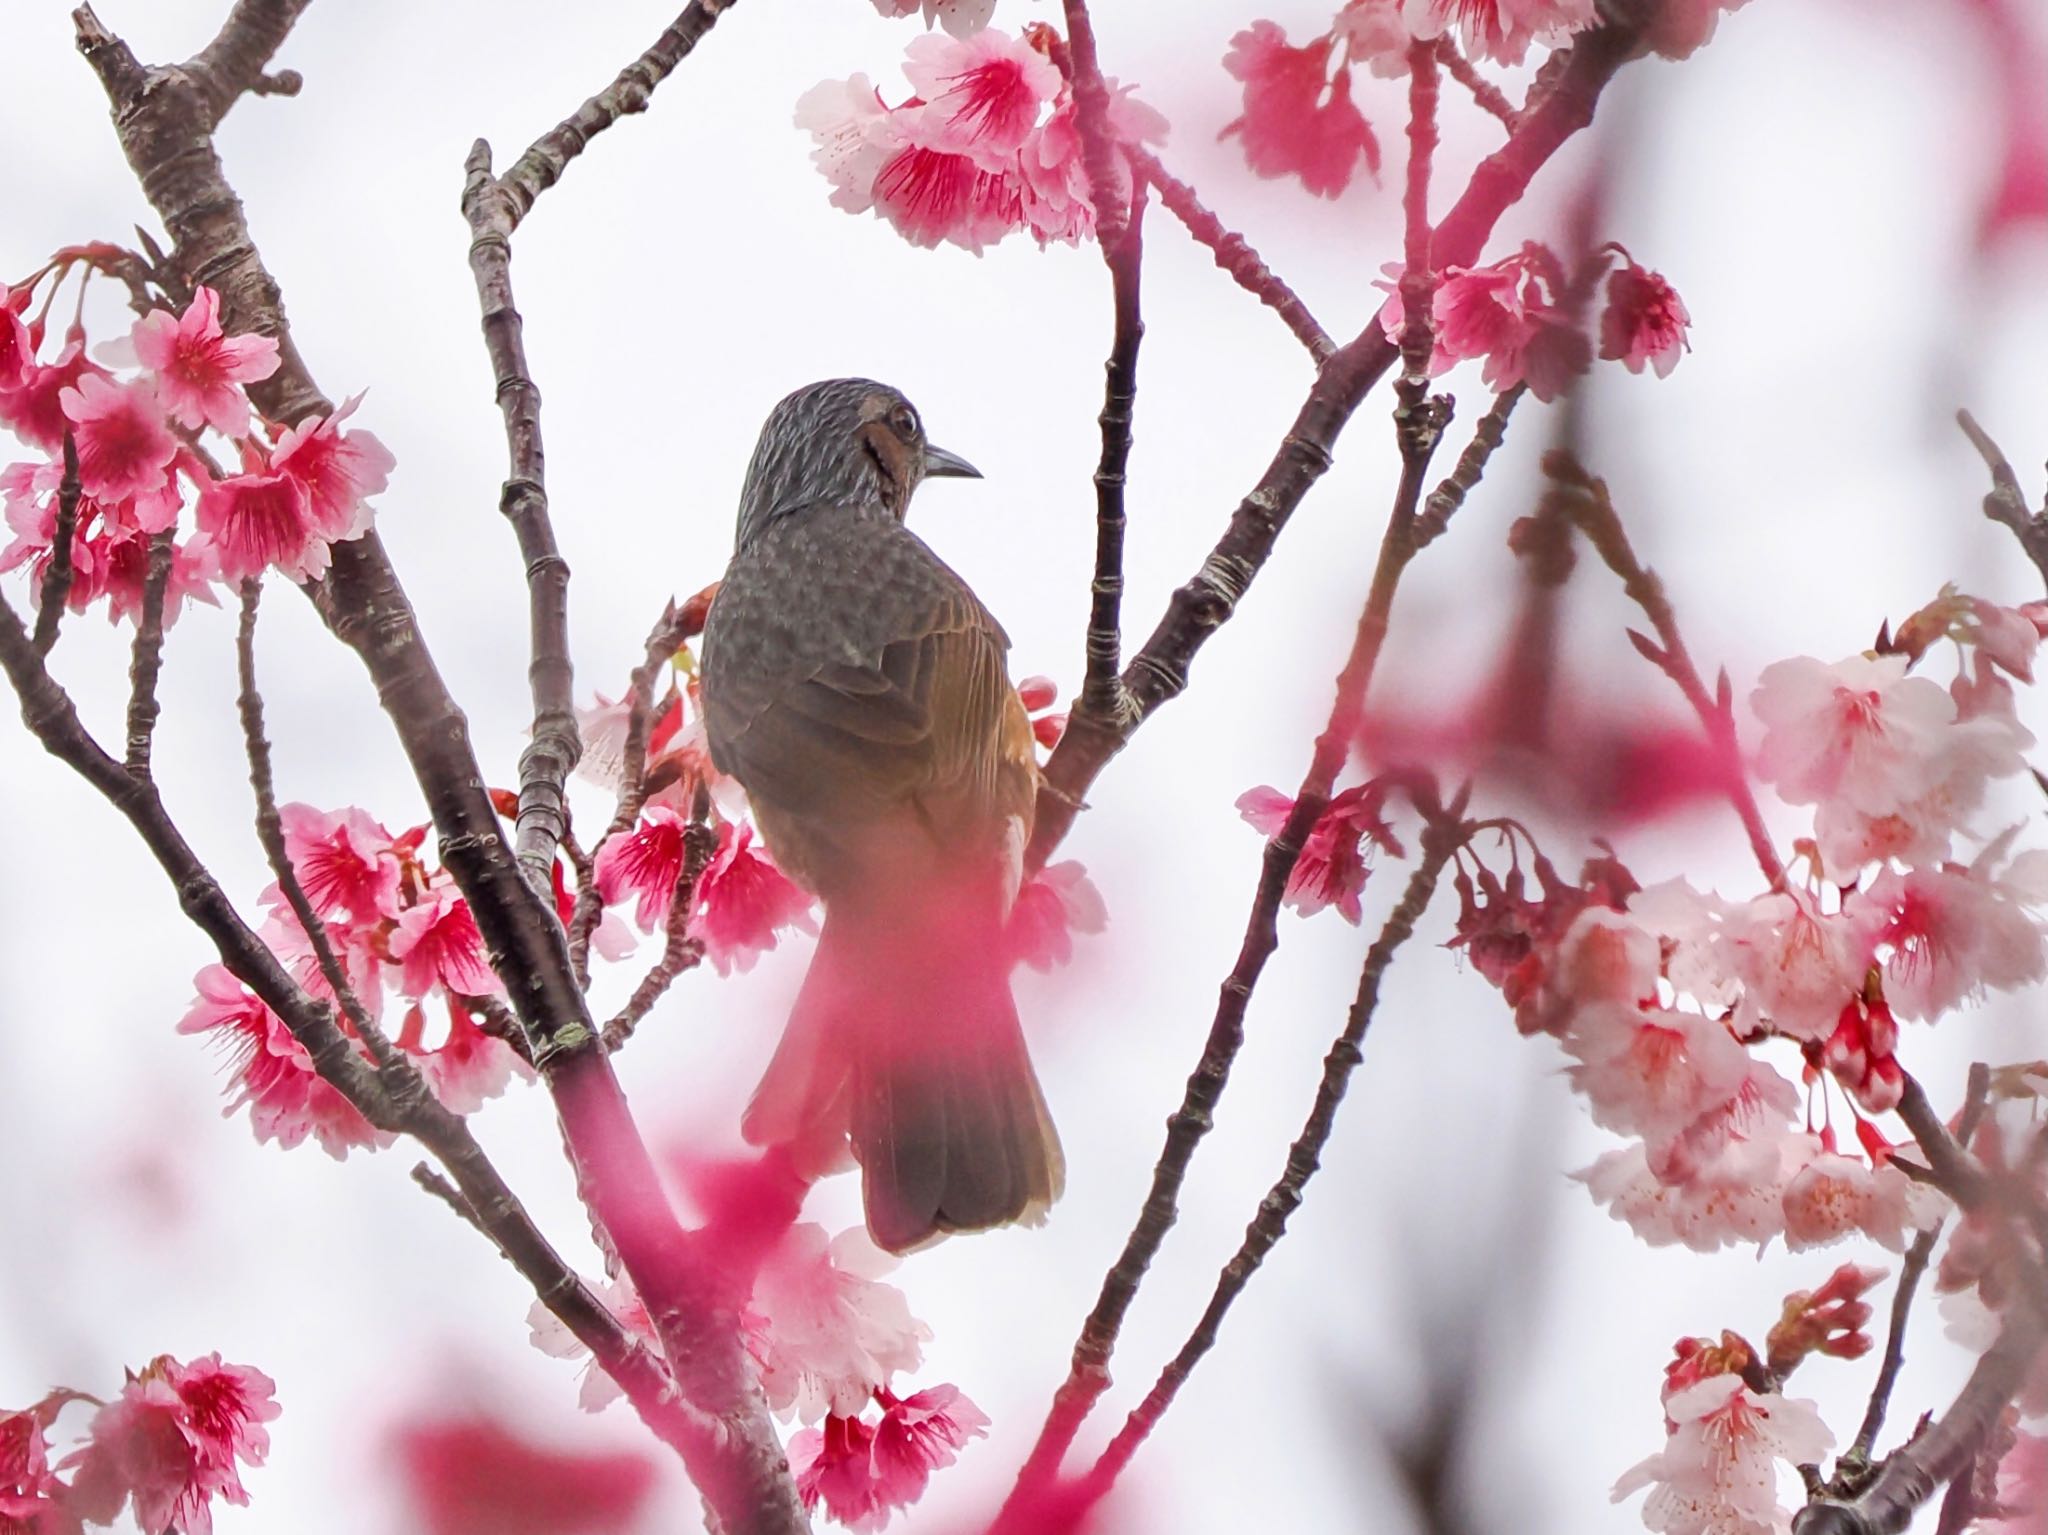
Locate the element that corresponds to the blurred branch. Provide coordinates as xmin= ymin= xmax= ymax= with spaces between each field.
xmin=1957 ymin=409 xmax=2048 ymax=594
xmin=31 ymin=431 xmax=80 ymax=656
xmin=1437 ymin=38 xmax=1519 ymax=130
xmin=1413 ymin=385 xmax=1526 ymax=552
xmin=1028 ymin=13 xmax=1653 ymax=870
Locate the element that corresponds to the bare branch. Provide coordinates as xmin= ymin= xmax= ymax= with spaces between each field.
xmin=31 ymin=431 xmax=81 ymax=657
xmin=184 ymin=0 xmax=315 ymax=123
xmin=1958 ymin=409 xmax=2048 ymax=594
xmin=1413 ymin=385 xmax=1527 ymax=552
xmin=122 ymin=530 xmax=175 ymax=775
xmin=604 ymin=789 xmax=715 ymax=1052
xmin=1437 ymin=37 xmax=1520 ymax=130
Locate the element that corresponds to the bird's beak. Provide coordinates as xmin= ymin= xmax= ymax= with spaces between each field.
xmin=922 ymin=443 xmax=982 ymax=480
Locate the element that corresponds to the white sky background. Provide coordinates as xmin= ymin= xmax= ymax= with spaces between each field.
xmin=2 ymin=0 xmax=2046 ymax=1531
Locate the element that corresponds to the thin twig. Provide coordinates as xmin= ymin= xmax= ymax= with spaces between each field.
xmin=122 ymin=530 xmax=174 ymax=775
xmin=1076 ymin=184 xmax=1145 ymax=723
xmin=413 ymin=1162 xmax=492 ymax=1239
xmin=603 ymin=791 xmax=715 ymax=1052
xmin=1077 ymin=803 xmax=1465 ymax=1500
xmin=1957 ymin=409 xmax=2048 ymax=593
xmin=31 ymin=431 xmax=80 ymax=656
xmin=1413 ymin=385 xmax=1526 ymax=552
xmin=1437 ymin=37 xmax=1519 ymax=130
xmin=1129 ymin=148 xmax=1334 ymax=362
xmin=1546 ymin=455 xmax=1787 ymax=890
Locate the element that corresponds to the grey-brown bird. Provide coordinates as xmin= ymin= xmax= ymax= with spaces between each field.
xmin=699 ymin=378 xmax=1064 ymax=1253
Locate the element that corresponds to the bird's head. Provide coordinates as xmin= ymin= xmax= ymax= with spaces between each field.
xmin=734 ymin=378 xmax=981 ymax=550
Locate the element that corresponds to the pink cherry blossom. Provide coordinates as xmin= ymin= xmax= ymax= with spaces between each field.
xmin=1893 ymin=586 xmax=2043 ymax=682
xmin=129 ymin=287 xmax=280 ymax=436
xmin=1562 ymin=1000 xmax=1752 ymax=1146
xmin=259 ymin=898 xmax=387 ymax=1009
xmin=1819 ymin=997 xmax=1905 ymax=1115
xmin=527 ymin=1277 xmax=656 ymax=1413
xmin=177 ymin=964 xmax=387 ymax=1158
xmin=1599 ymin=257 xmax=1692 ymax=378
xmin=57 ymin=374 xmax=177 ymax=506
xmin=0 ymin=330 xmax=105 ymax=450
xmin=1844 ymin=864 xmax=2045 ymax=1021
xmin=796 ymin=76 xmax=905 ymax=215
xmin=412 ymin=1002 xmax=524 ymax=1116
xmin=594 ymin=806 xmax=689 ymax=931
xmin=1237 ymin=781 xmax=1402 ymax=923
xmin=0 ymin=285 xmax=30 ymax=392
xmin=277 ymin=802 xmax=402 ymax=924
xmin=869 ymin=1385 xmax=989 ymax=1505
xmin=1751 ymin=652 xmax=1956 ymax=813
xmin=1612 ymin=1372 xmax=1832 ymax=1535
xmin=193 ymin=460 xmax=324 ymax=582
xmin=902 ymin=28 xmax=1061 ymax=168
xmin=1986 ymin=1431 xmax=2046 ymax=1535
xmin=687 ymin=821 xmax=816 ymax=975
xmin=868 ymin=0 xmax=995 ymax=38
xmin=1402 ymin=0 xmax=1596 ymax=66
xmin=787 ymin=1385 xmax=987 ymax=1533
xmin=1335 ymin=0 xmax=1419 ymax=77
xmin=389 ymin=885 xmax=501 ymax=998
xmin=871 ymin=135 xmax=1025 ymax=252
xmin=747 ymin=1224 xmax=930 ymax=1422
xmin=1017 ymin=80 xmax=1168 ymax=247
xmin=63 ymin=1355 xmax=279 ymax=1535
xmin=269 ymin=394 xmax=394 ymax=542
xmin=1007 ymin=859 xmax=1109 ymax=971
xmin=0 ymin=1400 xmax=69 ymax=1532
xmin=1764 ymin=1262 xmax=1886 ymax=1375
xmin=1782 ymin=1151 xmax=1941 ymax=1253
xmin=1579 ymin=1129 xmax=1805 ymax=1253
xmin=1718 ymin=890 xmax=1868 ymax=1043
xmin=1222 ymin=21 xmax=1379 ymax=199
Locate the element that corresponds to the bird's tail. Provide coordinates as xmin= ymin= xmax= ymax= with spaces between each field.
xmin=741 ymin=889 xmax=1064 ymax=1253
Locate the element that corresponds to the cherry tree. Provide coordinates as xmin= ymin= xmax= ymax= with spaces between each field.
xmin=2 ymin=0 xmax=2045 ymax=1532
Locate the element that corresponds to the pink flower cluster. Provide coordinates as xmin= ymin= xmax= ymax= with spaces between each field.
xmin=0 ymin=278 xmax=391 ymax=622
xmin=797 ymin=25 xmax=1166 ymax=252
xmin=3 ymin=1353 xmax=279 ymax=1535
xmin=178 ymin=803 xmax=531 ymax=1156
xmin=789 ymin=1384 xmax=987 ymax=1532
xmin=1377 ymin=242 xmax=1690 ymax=401
xmin=1237 ymin=780 xmax=1404 ymax=924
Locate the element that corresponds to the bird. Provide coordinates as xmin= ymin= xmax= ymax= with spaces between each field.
xmin=698 ymin=378 xmax=1064 ymax=1253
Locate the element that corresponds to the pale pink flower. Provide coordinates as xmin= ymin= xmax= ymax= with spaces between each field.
xmin=1335 ymin=0 xmax=1419 ymax=77
xmin=1402 ymin=0 xmax=1597 ymax=66
xmin=688 ymin=821 xmax=816 ymax=975
xmin=0 ymin=285 xmax=31 ymax=392
xmin=389 ymin=886 xmax=501 ymax=997
xmin=129 ymin=287 xmax=280 ymax=436
xmin=1578 ymin=1130 xmax=1806 ymax=1253
xmin=1845 ymin=864 xmax=2045 ymax=1021
xmin=1612 ymin=1372 xmax=1833 ymax=1535
xmin=1237 ymin=781 xmax=1402 ymax=923
xmin=1649 ymin=1061 xmax=1803 ymax=1187
xmin=1221 ymin=21 xmax=1379 ymax=198
xmin=177 ymin=964 xmax=387 ymax=1157
xmin=868 ymin=0 xmax=996 ymax=38
xmin=1894 ymin=586 xmax=2043 ymax=683
xmin=594 ymin=806 xmax=689 ymax=931
xmin=788 ymin=1385 xmax=987 ymax=1533
xmin=57 ymin=374 xmax=177 ymax=506
xmin=277 ymin=802 xmax=402 ymax=924
xmin=748 ymin=1225 xmax=930 ymax=1423
xmin=1563 ymin=1000 xmax=1753 ymax=1147
xmin=269 ymin=394 xmax=394 ymax=542
xmin=64 ymin=1356 xmax=279 ymax=1535
xmin=527 ymin=1278 xmax=656 ymax=1413
xmin=259 ymin=898 xmax=386 ymax=1009
xmin=1007 ymin=859 xmax=1109 ymax=971
xmin=1782 ymin=1152 xmax=1942 ymax=1253
xmin=1600 ymin=257 xmax=1692 ymax=378
xmin=795 ymin=76 xmax=905 ymax=216
xmin=1986 ymin=1431 xmax=2046 ymax=1535
xmin=1751 ymin=653 xmax=1956 ymax=813
xmin=902 ymin=28 xmax=1061 ymax=168
xmin=1718 ymin=890 xmax=1868 ymax=1042
xmin=1017 ymin=81 xmax=1168 ymax=247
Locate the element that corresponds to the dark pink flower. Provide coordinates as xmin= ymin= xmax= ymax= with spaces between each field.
xmin=1007 ymin=860 xmax=1108 ymax=971
xmin=1221 ymin=21 xmax=1378 ymax=198
xmin=389 ymin=885 xmax=501 ymax=998
xmin=393 ymin=1413 xmax=657 ymax=1535
xmin=688 ymin=821 xmax=816 ymax=975
xmin=1600 ymin=257 xmax=1692 ymax=378
xmin=269 ymin=394 xmax=394 ymax=543
xmin=0 ymin=1399 xmax=74 ymax=1535
xmin=1017 ymin=81 xmax=1168 ymax=247
xmin=64 ymin=1355 xmax=279 ymax=1535
xmin=277 ymin=802 xmax=403 ymax=924
xmin=91 ymin=524 xmax=219 ymax=630
xmin=177 ymin=963 xmax=387 ymax=1157
xmin=594 ymin=806 xmax=689 ymax=932
xmin=1402 ymin=0 xmax=1596 ymax=65
xmin=871 ymin=1384 xmax=987 ymax=1491
xmin=1237 ymin=781 xmax=1403 ymax=924
xmin=129 ymin=287 xmax=279 ymax=436
xmin=0 ymin=285 xmax=31 ymax=393
xmin=57 ymin=374 xmax=177 ymax=507
xmin=410 ymin=1001 xmax=524 ymax=1116
xmin=871 ymin=137 xmax=1025 ymax=252
xmin=902 ymin=27 xmax=1061 ymax=169
xmin=0 ymin=330 xmax=105 ymax=450
xmin=193 ymin=459 xmax=322 ymax=581
xmin=789 ymin=1386 xmax=987 ymax=1532
xmin=1429 ymin=261 xmax=1526 ymax=363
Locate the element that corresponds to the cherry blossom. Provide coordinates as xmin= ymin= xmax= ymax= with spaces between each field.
xmin=0 ymin=330 xmax=104 ymax=450
xmin=1221 ymin=21 xmax=1378 ymax=198
xmin=1986 ymin=1431 xmax=2046 ymax=1535
xmin=0 ymin=1399 xmax=71 ymax=1533
xmin=128 ymin=287 xmax=279 ymax=436
xmin=64 ymin=1355 xmax=279 ymax=1535
xmin=1818 ymin=997 xmax=1905 ymax=1115
xmin=1612 ymin=1371 xmax=1832 ymax=1535
xmin=1378 ymin=247 xmax=1591 ymax=400
xmin=595 ymin=806 xmax=690 ymax=931
xmin=796 ymin=76 xmax=906 ymax=215
xmin=1781 ymin=1151 xmax=1941 ymax=1253
xmin=868 ymin=0 xmax=995 ymax=38
xmin=1007 ymin=859 xmax=1108 ymax=971
xmin=1578 ymin=1131 xmax=1802 ymax=1253
xmin=1600 ymin=256 xmax=1692 ymax=378
xmin=1403 ymin=0 xmax=1597 ymax=66
xmin=871 ymin=139 xmax=1024 ymax=253
xmin=1237 ymin=780 xmax=1402 ymax=923
xmin=1334 ymin=0 xmax=1418 ymax=77
xmin=176 ymin=965 xmax=387 ymax=1158
xmin=1751 ymin=652 xmax=1959 ymax=812
xmin=57 ymin=374 xmax=177 ymax=507
xmin=0 ymin=285 xmax=31 ymax=392
xmin=276 ymin=802 xmax=402 ymax=925
xmin=748 ymin=1224 xmax=930 ymax=1422
xmin=268 ymin=395 xmax=394 ymax=542
xmin=787 ymin=1385 xmax=987 ymax=1532
xmin=192 ymin=457 xmax=328 ymax=582
xmin=1717 ymin=890 xmax=1867 ymax=1043
xmin=389 ymin=885 xmax=501 ymax=998
xmin=901 ymin=27 xmax=1061 ymax=168
xmin=1891 ymin=586 xmax=2045 ymax=683
xmin=1763 ymin=1262 xmax=1885 ymax=1376
xmin=409 ymin=1002 xmax=524 ymax=1116
xmin=526 ymin=1278 xmax=656 ymax=1413
xmin=1018 ymin=80 xmax=1168 ymax=247
xmin=1845 ymin=864 xmax=2045 ymax=1021
xmin=1562 ymin=999 xmax=1752 ymax=1147
xmin=688 ymin=821 xmax=816 ymax=975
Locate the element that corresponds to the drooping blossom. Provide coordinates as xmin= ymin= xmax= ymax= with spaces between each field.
xmin=901 ymin=27 xmax=1062 ymax=168
xmin=747 ymin=1224 xmax=931 ymax=1422
xmin=276 ymin=802 xmax=402 ymax=925
xmin=1844 ymin=863 xmax=2046 ymax=1022
xmin=192 ymin=457 xmax=322 ymax=582
xmin=1 ymin=1398 xmax=73 ymax=1534
xmin=0 ymin=330 xmax=104 ymax=449
xmin=796 ymin=76 xmax=904 ymax=215
xmin=393 ymin=1412 xmax=657 ymax=1535
xmin=1007 ymin=859 xmax=1109 ymax=971
xmin=0 ymin=285 xmax=31 ymax=392
xmin=1237 ymin=780 xmax=1402 ymax=923
xmin=871 ymin=137 xmax=1025 ymax=253
xmin=1763 ymin=1263 xmax=1886 ymax=1377
xmin=177 ymin=965 xmax=387 ymax=1157
xmin=1716 ymin=889 xmax=1867 ymax=1043
xmin=1377 ymin=247 xmax=1591 ymax=400
xmin=64 ymin=1355 xmax=279 ymax=1535
xmin=1578 ymin=1129 xmax=1805 ymax=1253
xmin=1561 ymin=999 xmax=1752 ymax=1147
xmin=868 ymin=0 xmax=995 ymax=38
xmin=1334 ymin=0 xmax=1418 ymax=77
xmin=1781 ymin=1151 xmax=1942 ymax=1253
xmin=594 ymin=806 xmax=690 ymax=931
xmin=1599 ymin=256 xmax=1692 ymax=378
xmin=1221 ymin=21 xmax=1379 ymax=198
xmin=688 ymin=821 xmax=817 ymax=975
xmin=788 ymin=1385 xmax=988 ymax=1532
xmin=1402 ymin=0 xmax=1596 ymax=66
xmin=1 ymin=460 xmax=216 ymax=630
xmin=1612 ymin=1371 xmax=1832 ymax=1535
xmin=1017 ymin=80 xmax=1169 ymax=246
xmin=268 ymin=394 xmax=394 ymax=541
xmin=128 ymin=287 xmax=279 ymax=436
xmin=409 ymin=1001 xmax=524 ymax=1116
xmin=57 ymin=374 xmax=177 ymax=506
xmin=389 ymin=885 xmax=501 ymax=998
xmin=260 ymin=898 xmax=386 ymax=1010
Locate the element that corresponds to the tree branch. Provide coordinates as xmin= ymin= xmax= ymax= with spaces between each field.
xmin=604 ymin=789 xmax=714 ymax=1052
xmin=1437 ymin=37 xmax=1519 ymax=130
xmin=183 ymin=0 xmax=314 ymax=124
xmin=1957 ymin=409 xmax=2048 ymax=594
xmin=31 ymin=431 xmax=80 ymax=657
xmin=1412 ymin=385 xmax=1526 ymax=553
xmin=121 ymin=530 xmax=175 ymax=775
xmin=1027 ymin=16 xmax=1648 ymax=870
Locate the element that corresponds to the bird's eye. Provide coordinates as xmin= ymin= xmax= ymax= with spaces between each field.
xmin=888 ymin=404 xmax=920 ymax=441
